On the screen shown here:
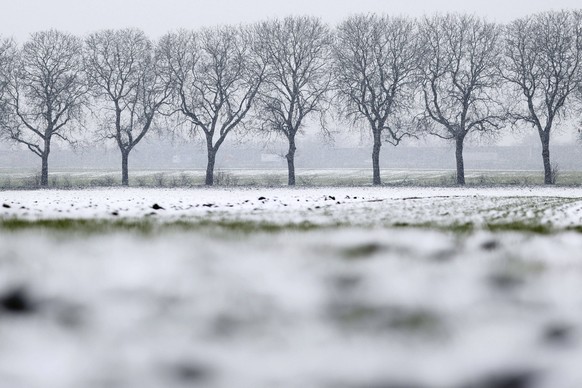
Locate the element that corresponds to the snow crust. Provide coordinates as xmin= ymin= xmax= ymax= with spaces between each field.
xmin=2 ymin=186 xmax=582 ymax=227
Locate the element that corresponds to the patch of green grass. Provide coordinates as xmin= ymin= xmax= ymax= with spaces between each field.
xmin=341 ymin=243 xmax=384 ymax=259
xmin=566 ymin=225 xmax=582 ymax=233
xmin=0 ymin=217 xmax=579 ymax=236
xmin=392 ymin=220 xmax=560 ymax=235
xmin=485 ymin=222 xmax=553 ymax=235
xmin=0 ymin=219 xmax=156 ymax=234
xmin=330 ymin=303 xmax=442 ymax=334
xmin=0 ymin=218 xmax=325 ymax=235
xmin=393 ymin=221 xmax=476 ymax=234
xmin=191 ymin=219 xmax=321 ymax=234
xmin=387 ymin=309 xmax=442 ymax=332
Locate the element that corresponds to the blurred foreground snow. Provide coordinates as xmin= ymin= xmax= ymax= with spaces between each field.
xmin=1 ymin=187 xmax=582 ymax=388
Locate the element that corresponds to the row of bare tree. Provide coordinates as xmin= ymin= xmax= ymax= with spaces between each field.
xmin=0 ymin=11 xmax=581 ymax=187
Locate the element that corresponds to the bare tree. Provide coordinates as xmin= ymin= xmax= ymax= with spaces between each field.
xmin=255 ymin=16 xmax=332 ymax=186
xmin=503 ymin=11 xmax=582 ymax=184
xmin=571 ymin=11 xmax=582 ymax=146
xmin=418 ymin=14 xmax=506 ymax=185
xmin=159 ymin=26 xmax=266 ymax=186
xmin=2 ymin=30 xmax=86 ymax=186
xmin=85 ymin=29 xmax=171 ymax=186
xmin=333 ymin=15 xmax=419 ymax=186
xmin=0 ymin=38 xmax=15 ymax=137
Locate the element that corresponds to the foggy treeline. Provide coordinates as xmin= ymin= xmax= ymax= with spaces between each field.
xmin=0 ymin=10 xmax=581 ymax=187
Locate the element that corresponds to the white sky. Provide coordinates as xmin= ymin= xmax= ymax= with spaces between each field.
xmin=0 ymin=0 xmax=580 ymax=40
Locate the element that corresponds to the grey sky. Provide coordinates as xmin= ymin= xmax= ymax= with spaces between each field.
xmin=0 ymin=0 xmax=580 ymax=40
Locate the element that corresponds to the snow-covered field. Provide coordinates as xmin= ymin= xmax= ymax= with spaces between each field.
xmin=2 ymin=187 xmax=582 ymax=388
xmin=2 ymin=186 xmax=582 ymax=228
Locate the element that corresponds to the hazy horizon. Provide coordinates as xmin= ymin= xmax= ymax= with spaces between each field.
xmin=0 ymin=0 xmax=580 ymax=40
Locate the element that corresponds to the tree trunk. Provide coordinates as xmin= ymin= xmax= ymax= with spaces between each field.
xmin=286 ymin=136 xmax=297 ymax=186
xmin=541 ymin=133 xmax=552 ymax=185
xmin=205 ymin=149 xmax=216 ymax=186
xmin=455 ymin=136 xmax=465 ymax=185
xmin=40 ymin=153 xmax=49 ymax=187
xmin=121 ymin=151 xmax=129 ymax=187
xmin=372 ymin=130 xmax=382 ymax=186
